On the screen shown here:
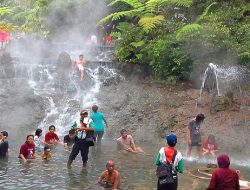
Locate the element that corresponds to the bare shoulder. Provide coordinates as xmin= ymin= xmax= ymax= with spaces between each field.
xmin=117 ymin=137 xmax=122 ymax=142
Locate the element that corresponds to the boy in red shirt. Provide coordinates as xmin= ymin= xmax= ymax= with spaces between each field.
xmin=44 ymin=125 xmax=62 ymax=146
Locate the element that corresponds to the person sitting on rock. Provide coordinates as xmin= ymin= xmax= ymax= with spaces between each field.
xmin=117 ymin=129 xmax=144 ymax=153
xmin=202 ymin=134 xmax=218 ymax=156
xmin=96 ymin=160 xmax=121 ymax=190
xmin=72 ymin=54 xmax=86 ymax=81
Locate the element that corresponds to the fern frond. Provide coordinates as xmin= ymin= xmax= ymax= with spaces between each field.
xmin=110 ymin=31 xmax=121 ymax=38
xmin=0 ymin=7 xmax=13 ymax=16
xmin=112 ymin=9 xmax=141 ymax=20
xmin=176 ymin=23 xmax=202 ymax=40
xmin=130 ymin=40 xmax=145 ymax=48
xmin=109 ymin=0 xmax=144 ymax=9
xmin=116 ymin=22 xmax=131 ymax=32
xmin=97 ymin=9 xmax=142 ymax=25
xmin=146 ymin=0 xmax=192 ymax=13
xmin=138 ymin=15 xmax=164 ymax=32
xmin=198 ymin=2 xmax=217 ymax=22
xmin=97 ymin=13 xmax=117 ymax=25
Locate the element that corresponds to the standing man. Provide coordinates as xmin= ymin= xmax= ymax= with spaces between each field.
xmin=155 ymin=134 xmax=184 ymax=190
xmin=72 ymin=54 xmax=86 ymax=81
xmin=67 ymin=110 xmax=95 ymax=168
xmin=90 ymin=105 xmax=108 ymax=142
xmin=186 ymin=113 xmax=205 ymax=158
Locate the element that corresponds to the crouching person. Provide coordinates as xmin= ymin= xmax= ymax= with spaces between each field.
xmin=155 ymin=134 xmax=184 ymax=190
xmin=96 ymin=160 xmax=121 ymax=190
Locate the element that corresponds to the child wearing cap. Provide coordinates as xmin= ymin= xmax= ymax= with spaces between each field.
xmin=155 ymin=134 xmax=184 ymax=190
xmin=42 ymin=146 xmax=52 ymax=161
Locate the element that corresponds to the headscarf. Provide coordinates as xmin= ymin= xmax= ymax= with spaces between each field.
xmin=217 ymin=154 xmax=230 ymax=168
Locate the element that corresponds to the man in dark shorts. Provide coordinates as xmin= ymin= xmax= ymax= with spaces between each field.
xmin=67 ymin=110 xmax=95 ymax=168
xmin=64 ymin=129 xmax=76 ymax=148
xmin=186 ymin=113 xmax=205 ymax=158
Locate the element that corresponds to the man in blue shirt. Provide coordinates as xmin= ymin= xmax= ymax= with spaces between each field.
xmin=90 ymin=105 xmax=108 ymax=142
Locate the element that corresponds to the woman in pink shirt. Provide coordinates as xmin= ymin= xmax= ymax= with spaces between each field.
xmin=19 ymin=134 xmax=36 ymax=164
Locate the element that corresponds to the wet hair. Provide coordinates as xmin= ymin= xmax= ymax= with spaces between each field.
xmin=106 ymin=160 xmax=115 ymax=167
xmin=69 ymin=129 xmax=75 ymax=135
xmin=44 ymin=145 xmax=51 ymax=151
xmin=120 ymin=129 xmax=127 ymax=134
xmin=1 ymin=131 xmax=8 ymax=137
xmin=26 ymin=134 xmax=34 ymax=141
xmin=208 ymin=134 xmax=215 ymax=142
xmin=80 ymin=110 xmax=88 ymax=115
xmin=92 ymin=105 xmax=98 ymax=112
xmin=196 ymin=113 xmax=205 ymax=122
xmin=49 ymin=125 xmax=56 ymax=130
xmin=35 ymin=129 xmax=42 ymax=136
xmin=79 ymin=54 xmax=84 ymax=58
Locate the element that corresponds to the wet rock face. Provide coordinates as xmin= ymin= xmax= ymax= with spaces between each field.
xmin=0 ymin=52 xmax=15 ymax=79
xmin=210 ymin=96 xmax=231 ymax=113
xmin=0 ymin=79 xmax=48 ymax=144
xmin=57 ymin=51 xmax=72 ymax=69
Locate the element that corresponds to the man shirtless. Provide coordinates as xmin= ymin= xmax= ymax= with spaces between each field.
xmin=117 ymin=129 xmax=144 ymax=153
xmin=96 ymin=160 xmax=121 ymax=190
xmin=72 ymin=54 xmax=86 ymax=80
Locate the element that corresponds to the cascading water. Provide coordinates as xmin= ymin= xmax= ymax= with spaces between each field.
xmin=199 ymin=63 xmax=245 ymax=97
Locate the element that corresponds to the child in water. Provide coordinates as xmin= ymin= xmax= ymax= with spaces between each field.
xmin=202 ymin=134 xmax=218 ymax=156
xmin=41 ymin=146 xmax=52 ymax=161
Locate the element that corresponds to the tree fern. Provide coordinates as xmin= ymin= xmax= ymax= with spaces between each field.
xmin=97 ymin=9 xmax=141 ymax=25
xmin=146 ymin=0 xmax=192 ymax=13
xmin=0 ymin=7 xmax=13 ymax=17
xmin=138 ymin=15 xmax=164 ymax=32
xmin=197 ymin=2 xmax=218 ymax=22
xmin=176 ymin=23 xmax=202 ymax=40
xmin=109 ymin=0 xmax=144 ymax=9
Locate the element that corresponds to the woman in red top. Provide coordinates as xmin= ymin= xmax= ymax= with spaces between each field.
xmin=19 ymin=134 xmax=36 ymax=164
xmin=207 ymin=154 xmax=239 ymax=190
xmin=44 ymin=125 xmax=62 ymax=146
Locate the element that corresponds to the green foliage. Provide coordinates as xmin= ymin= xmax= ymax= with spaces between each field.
xmin=0 ymin=7 xmax=13 ymax=16
xmin=176 ymin=23 xmax=202 ymax=40
xmin=138 ymin=15 xmax=164 ymax=32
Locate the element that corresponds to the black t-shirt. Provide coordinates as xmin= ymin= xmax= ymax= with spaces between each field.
xmin=63 ymin=135 xmax=75 ymax=146
xmin=0 ymin=141 xmax=9 ymax=158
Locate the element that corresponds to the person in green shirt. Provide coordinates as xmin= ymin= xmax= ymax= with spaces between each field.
xmin=67 ymin=110 xmax=95 ymax=168
xmin=155 ymin=134 xmax=184 ymax=190
xmin=90 ymin=105 xmax=108 ymax=142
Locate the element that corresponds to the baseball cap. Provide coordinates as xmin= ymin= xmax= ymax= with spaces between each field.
xmin=165 ymin=134 xmax=177 ymax=147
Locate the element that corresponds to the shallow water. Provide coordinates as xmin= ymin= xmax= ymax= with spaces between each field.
xmin=1 ymin=43 xmax=250 ymax=190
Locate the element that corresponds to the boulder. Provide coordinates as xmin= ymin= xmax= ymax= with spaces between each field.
xmin=210 ymin=96 xmax=231 ymax=113
xmin=0 ymin=52 xmax=15 ymax=79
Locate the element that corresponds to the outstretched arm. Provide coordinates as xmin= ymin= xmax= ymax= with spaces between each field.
xmin=96 ymin=171 xmax=105 ymax=184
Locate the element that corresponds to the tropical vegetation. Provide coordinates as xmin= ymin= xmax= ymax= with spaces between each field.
xmin=1 ymin=0 xmax=249 ymax=82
